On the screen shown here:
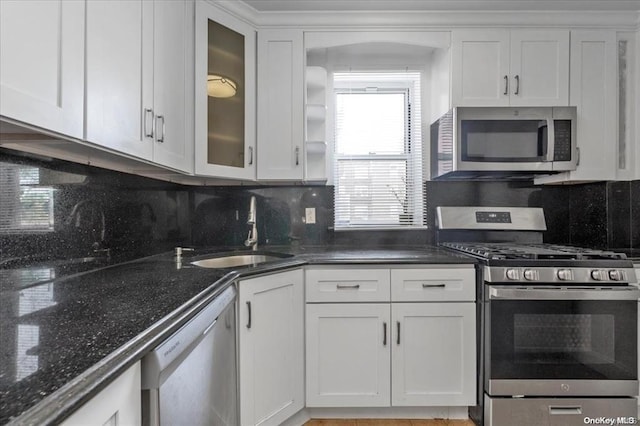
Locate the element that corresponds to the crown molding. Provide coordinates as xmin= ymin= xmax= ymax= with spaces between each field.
xmin=213 ymin=1 xmax=639 ymax=30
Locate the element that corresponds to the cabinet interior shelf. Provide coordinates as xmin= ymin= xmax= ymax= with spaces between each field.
xmin=306 ymin=141 xmax=327 ymax=154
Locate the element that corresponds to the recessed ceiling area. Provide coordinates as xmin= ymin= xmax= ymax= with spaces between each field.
xmin=242 ymin=0 xmax=640 ymax=12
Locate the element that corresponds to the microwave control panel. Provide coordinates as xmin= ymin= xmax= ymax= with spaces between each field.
xmin=553 ymin=120 xmax=572 ymax=161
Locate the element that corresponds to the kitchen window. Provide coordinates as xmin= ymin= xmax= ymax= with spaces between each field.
xmin=0 ymin=163 xmax=54 ymax=233
xmin=333 ymin=71 xmax=425 ymax=229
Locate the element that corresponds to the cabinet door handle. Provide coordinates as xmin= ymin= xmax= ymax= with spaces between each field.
xmin=336 ymin=284 xmax=360 ymax=290
xmin=383 ymin=322 xmax=387 ymax=346
xmin=396 ymin=321 xmax=401 ymax=345
xmin=248 ymin=146 xmax=254 ymax=165
xmin=144 ymin=108 xmax=154 ymax=138
xmin=295 ymin=146 xmax=300 ymax=166
xmin=156 ymin=115 xmax=165 ymax=143
xmin=246 ymin=301 xmax=252 ymax=329
xmin=514 ymin=75 xmax=520 ymax=95
xmin=422 ymin=283 xmax=446 ymax=288
xmin=503 ymin=75 xmax=509 ymax=95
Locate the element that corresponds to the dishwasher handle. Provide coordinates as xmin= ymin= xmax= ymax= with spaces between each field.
xmin=141 ymin=285 xmax=236 ymax=389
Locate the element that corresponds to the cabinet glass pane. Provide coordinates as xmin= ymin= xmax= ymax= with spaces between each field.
xmin=207 ymin=20 xmax=244 ymax=168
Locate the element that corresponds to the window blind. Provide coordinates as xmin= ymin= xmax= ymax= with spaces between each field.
xmin=333 ymin=71 xmax=425 ymax=229
xmin=0 ymin=163 xmax=54 ymax=233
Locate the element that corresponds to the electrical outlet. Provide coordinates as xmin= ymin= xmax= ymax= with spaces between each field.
xmin=305 ymin=207 xmax=316 ymax=224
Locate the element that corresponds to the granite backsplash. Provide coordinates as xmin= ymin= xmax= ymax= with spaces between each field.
xmin=0 ymin=149 xmax=638 ymax=267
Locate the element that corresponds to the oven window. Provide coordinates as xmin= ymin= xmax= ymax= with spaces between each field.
xmin=461 ymin=120 xmax=547 ymax=162
xmin=489 ymin=300 xmax=637 ymax=380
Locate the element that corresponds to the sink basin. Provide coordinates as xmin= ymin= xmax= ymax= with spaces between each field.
xmin=190 ymin=254 xmax=290 ymax=269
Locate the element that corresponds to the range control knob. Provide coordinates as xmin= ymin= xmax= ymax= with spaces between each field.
xmin=608 ymin=270 xmax=625 ymax=281
xmin=590 ymin=270 xmax=608 ymax=281
xmin=557 ymin=269 xmax=574 ymax=281
xmin=506 ymin=269 xmax=520 ymax=281
xmin=523 ymin=269 xmax=539 ymax=281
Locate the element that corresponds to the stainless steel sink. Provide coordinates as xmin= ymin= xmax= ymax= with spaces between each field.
xmin=190 ymin=254 xmax=289 ymax=269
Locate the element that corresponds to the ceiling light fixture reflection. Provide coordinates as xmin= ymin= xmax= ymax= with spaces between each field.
xmin=207 ymin=74 xmax=237 ymax=98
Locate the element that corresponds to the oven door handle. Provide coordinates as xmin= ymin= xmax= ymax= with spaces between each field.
xmin=489 ymin=286 xmax=640 ymax=300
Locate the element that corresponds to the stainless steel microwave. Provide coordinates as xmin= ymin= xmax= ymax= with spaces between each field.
xmin=430 ymin=106 xmax=577 ymax=180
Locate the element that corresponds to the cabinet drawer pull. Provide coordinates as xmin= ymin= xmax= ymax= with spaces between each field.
xmin=336 ymin=284 xmax=360 ymax=290
xmin=144 ymin=108 xmax=154 ymax=138
xmin=248 ymin=146 xmax=254 ymax=165
xmin=396 ymin=321 xmax=401 ymax=345
xmin=422 ymin=283 xmax=446 ymax=288
xmin=246 ymin=301 xmax=252 ymax=329
xmin=514 ymin=75 xmax=520 ymax=95
xmin=295 ymin=146 xmax=300 ymax=166
xmin=503 ymin=75 xmax=509 ymax=95
xmin=383 ymin=322 xmax=387 ymax=346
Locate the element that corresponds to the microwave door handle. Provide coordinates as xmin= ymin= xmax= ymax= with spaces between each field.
xmin=545 ymin=118 xmax=555 ymax=162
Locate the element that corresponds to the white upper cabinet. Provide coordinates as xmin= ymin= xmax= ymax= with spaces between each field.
xmin=194 ymin=0 xmax=256 ymax=180
xmin=86 ymin=0 xmax=154 ymax=160
xmin=0 ymin=0 xmax=85 ymax=139
xmin=452 ymin=29 xmax=569 ymax=107
xmin=150 ymin=0 xmax=194 ymax=173
xmin=257 ymin=29 xmax=304 ymax=181
xmin=535 ymin=30 xmax=617 ymax=184
xmin=86 ymin=0 xmax=193 ymax=172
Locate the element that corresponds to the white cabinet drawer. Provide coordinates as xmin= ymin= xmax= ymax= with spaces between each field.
xmin=391 ymin=268 xmax=475 ymax=302
xmin=305 ymin=268 xmax=390 ymax=302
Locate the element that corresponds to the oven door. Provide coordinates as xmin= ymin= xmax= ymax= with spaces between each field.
xmin=486 ymin=286 xmax=639 ymax=397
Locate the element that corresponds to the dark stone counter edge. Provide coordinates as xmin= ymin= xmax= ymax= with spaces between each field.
xmin=7 ymin=254 xmax=475 ymax=426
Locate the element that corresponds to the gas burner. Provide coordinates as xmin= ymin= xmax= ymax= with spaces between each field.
xmin=441 ymin=242 xmax=628 ymax=261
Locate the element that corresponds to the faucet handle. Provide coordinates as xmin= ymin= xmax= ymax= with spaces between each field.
xmin=175 ymin=247 xmax=194 ymax=259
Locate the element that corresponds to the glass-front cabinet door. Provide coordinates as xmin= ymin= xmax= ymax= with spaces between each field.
xmin=194 ymin=1 xmax=256 ymax=180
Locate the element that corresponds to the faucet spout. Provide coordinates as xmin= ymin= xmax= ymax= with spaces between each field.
xmin=244 ymin=196 xmax=258 ymax=250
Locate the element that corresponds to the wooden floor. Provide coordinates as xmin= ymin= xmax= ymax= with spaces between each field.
xmin=305 ymin=420 xmax=476 ymax=426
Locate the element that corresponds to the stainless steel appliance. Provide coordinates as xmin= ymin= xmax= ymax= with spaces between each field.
xmin=141 ymin=284 xmax=237 ymax=426
xmin=436 ymin=206 xmax=639 ymax=426
xmin=430 ymin=107 xmax=577 ymax=180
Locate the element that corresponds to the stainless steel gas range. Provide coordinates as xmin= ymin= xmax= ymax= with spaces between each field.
xmin=437 ymin=206 xmax=639 ymax=426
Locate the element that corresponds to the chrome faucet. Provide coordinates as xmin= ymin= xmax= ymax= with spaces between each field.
xmin=244 ymin=195 xmax=258 ymax=250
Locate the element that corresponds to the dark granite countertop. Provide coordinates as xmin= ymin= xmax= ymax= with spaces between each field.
xmin=0 ymin=245 xmax=475 ymax=425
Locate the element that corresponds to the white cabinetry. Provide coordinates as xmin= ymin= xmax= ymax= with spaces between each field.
xmin=257 ymin=29 xmax=304 ymax=181
xmin=86 ymin=0 xmax=193 ymax=172
xmin=0 ymin=0 xmax=85 ymax=139
xmin=451 ymin=29 xmax=569 ymax=107
xmin=535 ymin=31 xmax=617 ymax=184
xmin=194 ymin=0 xmax=256 ymax=180
xmin=61 ymin=362 xmax=141 ymax=426
xmin=238 ymin=269 xmax=304 ymax=426
xmin=391 ymin=303 xmax=475 ymax=406
xmin=85 ymin=0 xmax=153 ymax=160
xmin=306 ymin=303 xmax=391 ymax=407
xmin=150 ymin=0 xmax=194 ymax=172
xmin=305 ymin=266 xmax=476 ymax=409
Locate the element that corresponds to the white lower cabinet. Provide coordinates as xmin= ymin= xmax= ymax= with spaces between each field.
xmin=61 ymin=362 xmax=141 ymax=426
xmin=391 ymin=303 xmax=476 ymax=406
xmin=305 ymin=266 xmax=477 ymax=409
xmin=238 ymin=269 xmax=304 ymax=426
xmin=306 ymin=303 xmax=391 ymax=407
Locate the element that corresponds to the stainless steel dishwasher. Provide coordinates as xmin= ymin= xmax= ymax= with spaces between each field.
xmin=141 ymin=285 xmax=237 ymax=426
